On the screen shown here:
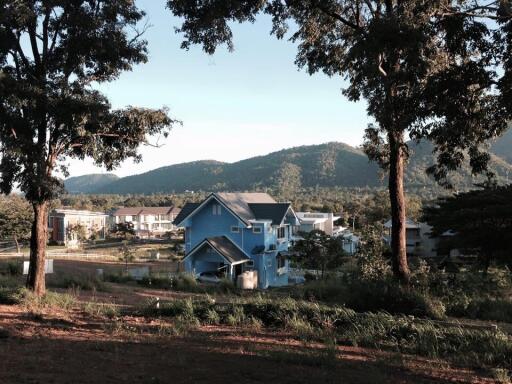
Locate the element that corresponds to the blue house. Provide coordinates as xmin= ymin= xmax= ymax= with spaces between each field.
xmin=173 ymin=192 xmax=299 ymax=289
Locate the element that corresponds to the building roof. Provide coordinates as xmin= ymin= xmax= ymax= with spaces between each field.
xmin=173 ymin=202 xmax=201 ymax=225
xmin=185 ymin=236 xmax=251 ymax=264
xmin=50 ymin=209 xmax=107 ymax=217
xmin=248 ymin=203 xmax=292 ymax=225
xmin=174 ymin=192 xmax=296 ymax=227
xmin=296 ymin=212 xmax=341 ymax=225
xmin=215 ymin=192 xmax=276 ymax=224
xmin=113 ymin=206 xmax=177 ymax=216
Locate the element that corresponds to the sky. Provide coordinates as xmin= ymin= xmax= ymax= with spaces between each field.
xmin=67 ymin=0 xmax=369 ymax=178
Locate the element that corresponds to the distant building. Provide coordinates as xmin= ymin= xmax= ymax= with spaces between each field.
xmin=111 ymin=207 xmax=181 ymax=238
xmin=383 ymin=218 xmax=438 ymax=258
xmin=174 ymin=192 xmax=299 ymax=289
xmin=339 ymin=231 xmax=360 ymax=255
xmin=48 ymin=209 xmax=108 ymax=246
xmin=295 ymin=212 xmax=343 ymax=236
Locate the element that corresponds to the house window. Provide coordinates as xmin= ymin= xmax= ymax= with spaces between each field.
xmin=277 ymin=253 xmax=286 ymax=269
xmin=212 ymin=204 xmax=222 ymax=215
xmin=231 ymin=226 xmax=240 ymax=233
xmin=277 ymin=227 xmax=286 ymax=239
xmin=253 ymin=227 xmax=262 ymax=234
xmin=245 ymin=260 xmax=254 ymax=268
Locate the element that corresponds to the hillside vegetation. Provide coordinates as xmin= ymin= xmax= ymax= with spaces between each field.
xmin=65 ymin=136 xmax=512 ymax=195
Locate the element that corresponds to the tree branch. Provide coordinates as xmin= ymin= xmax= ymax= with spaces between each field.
xmin=312 ymin=1 xmax=365 ymax=33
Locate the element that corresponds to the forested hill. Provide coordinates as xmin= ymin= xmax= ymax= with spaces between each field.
xmin=65 ymin=138 xmax=512 ymax=195
xmin=64 ymin=173 xmax=119 ymax=194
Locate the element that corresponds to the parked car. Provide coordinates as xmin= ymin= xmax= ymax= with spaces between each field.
xmin=196 ymin=271 xmax=221 ymax=284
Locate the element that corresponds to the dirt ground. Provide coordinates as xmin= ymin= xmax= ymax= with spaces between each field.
xmin=0 ymin=259 xmax=502 ymax=383
xmin=0 ymin=302 xmax=497 ymax=384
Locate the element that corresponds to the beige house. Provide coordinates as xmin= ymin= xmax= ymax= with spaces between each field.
xmin=48 ymin=209 xmax=108 ymax=246
xmin=112 ymin=206 xmax=181 ymax=238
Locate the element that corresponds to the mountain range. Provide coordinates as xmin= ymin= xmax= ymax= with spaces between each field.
xmin=64 ymin=132 xmax=512 ymax=195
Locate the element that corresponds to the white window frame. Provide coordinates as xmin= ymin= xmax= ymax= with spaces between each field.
xmin=231 ymin=226 xmax=240 ymax=233
xmin=252 ymin=227 xmax=262 ymax=234
xmin=212 ymin=204 xmax=222 ymax=215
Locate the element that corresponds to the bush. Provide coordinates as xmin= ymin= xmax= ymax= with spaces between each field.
xmin=0 ymin=287 xmax=20 ymax=305
xmin=83 ymin=301 xmax=120 ymax=319
xmin=298 ymin=278 xmax=446 ymax=319
xmin=16 ymin=288 xmax=76 ymax=312
xmin=5 ymin=261 xmax=22 ymax=276
xmin=173 ymin=273 xmax=199 ymax=292
xmin=49 ymin=274 xmax=106 ymax=291
xmin=138 ymin=276 xmax=173 ymax=290
xmin=449 ymin=297 xmax=512 ymax=323
xmin=104 ymin=273 xmax=136 ymax=284
xmin=141 ymin=295 xmax=512 ymax=368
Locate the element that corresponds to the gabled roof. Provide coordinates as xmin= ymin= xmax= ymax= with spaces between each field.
xmin=173 ymin=202 xmax=200 ymax=226
xmin=215 ymin=192 xmax=276 ymax=224
xmin=173 ymin=192 xmax=295 ymax=227
xmin=248 ymin=203 xmax=292 ymax=225
xmin=113 ymin=206 xmax=176 ymax=216
xmin=184 ymin=236 xmax=251 ymax=265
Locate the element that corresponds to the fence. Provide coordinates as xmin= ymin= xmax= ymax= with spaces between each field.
xmin=0 ymin=251 xmax=118 ymax=260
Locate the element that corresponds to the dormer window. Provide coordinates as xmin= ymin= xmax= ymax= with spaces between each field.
xmin=212 ymin=204 xmax=222 ymax=215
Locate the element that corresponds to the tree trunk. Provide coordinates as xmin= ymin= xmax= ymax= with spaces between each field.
xmin=388 ymin=131 xmax=411 ymax=284
xmin=13 ymin=234 xmax=20 ymax=254
xmin=26 ymin=201 xmax=49 ymax=296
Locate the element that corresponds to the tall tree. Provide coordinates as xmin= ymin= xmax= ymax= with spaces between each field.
xmin=167 ymin=0 xmax=512 ymax=282
xmin=0 ymin=1 xmax=176 ymax=295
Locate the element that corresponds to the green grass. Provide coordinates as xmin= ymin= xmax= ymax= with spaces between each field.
xmin=17 ymin=288 xmax=76 ymax=311
xmin=140 ymin=296 xmax=512 ymax=369
xmin=83 ymin=301 xmax=120 ymax=318
xmin=48 ymin=274 xmax=107 ymax=292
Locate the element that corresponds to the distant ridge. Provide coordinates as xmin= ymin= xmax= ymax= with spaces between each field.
xmin=64 ymin=173 xmax=119 ymax=194
xmin=64 ymin=135 xmax=512 ymax=195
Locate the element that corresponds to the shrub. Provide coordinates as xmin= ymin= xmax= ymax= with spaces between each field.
xmin=83 ymin=301 xmax=119 ymax=319
xmin=6 ymin=261 xmax=22 ymax=276
xmin=16 ymin=288 xmax=76 ymax=312
xmin=298 ymin=278 xmax=446 ymax=319
xmin=0 ymin=287 xmax=20 ymax=305
xmin=143 ymin=296 xmax=512 ymax=369
xmin=138 ymin=276 xmax=173 ymax=290
xmin=104 ymin=273 xmax=136 ymax=284
xmin=226 ymin=306 xmax=246 ymax=326
xmin=173 ymin=273 xmax=199 ymax=292
xmin=49 ymin=274 xmax=106 ymax=291
xmin=459 ymin=298 xmax=512 ymax=323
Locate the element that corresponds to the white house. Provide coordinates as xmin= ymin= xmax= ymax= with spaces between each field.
xmin=295 ymin=212 xmax=343 ymax=237
xmin=112 ymin=206 xmax=181 ymax=238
